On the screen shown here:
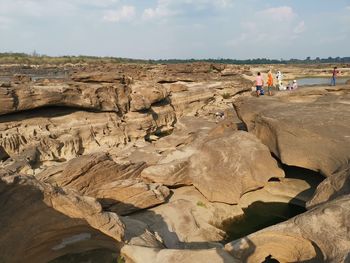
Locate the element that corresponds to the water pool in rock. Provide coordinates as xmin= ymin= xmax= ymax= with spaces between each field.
xmin=49 ymin=249 xmax=119 ymax=263
xmin=296 ymin=77 xmax=349 ymax=86
xmin=223 ymin=164 xmax=324 ymax=242
xmin=222 ymin=201 xmax=306 ymax=241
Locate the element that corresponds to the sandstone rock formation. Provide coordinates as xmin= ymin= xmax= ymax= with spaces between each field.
xmin=234 ymin=86 xmax=350 ymax=178
xmin=0 ymin=109 xmax=127 ymax=168
xmin=0 ymin=63 xmax=251 ymax=172
xmin=36 ymin=152 xmax=170 ymax=215
xmin=142 ymin=119 xmax=284 ymax=204
xmin=225 ymin=194 xmax=350 ymax=263
xmin=0 ymin=173 xmax=125 ymax=263
xmin=129 ymin=186 xmax=244 ymax=249
xmin=2 ymin=63 xmax=349 ymax=263
xmin=239 ymin=177 xmax=319 ymax=209
xmin=121 ymin=245 xmax=238 ymax=263
xmin=307 ymin=167 xmax=350 ymax=208
xmin=190 ymin=131 xmax=285 ymax=204
xmin=0 ymin=81 xmax=130 ymax=115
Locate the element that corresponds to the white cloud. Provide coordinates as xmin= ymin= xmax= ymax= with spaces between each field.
xmin=214 ymin=0 xmax=234 ymax=8
xmin=294 ymin=20 xmax=305 ymax=34
xmin=142 ymin=0 xmax=234 ymax=20
xmin=259 ymin=6 xmax=295 ymax=22
xmin=143 ymin=5 xmax=176 ymax=20
xmin=103 ymin=5 xmax=135 ymax=22
xmin=346 ymin=6 xmax=350 ymax=11
xmin=227 ymin=6 xmax=304 ymax=47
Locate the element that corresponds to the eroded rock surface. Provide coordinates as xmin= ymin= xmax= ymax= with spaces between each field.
xmin=308 ymin=167 xmax=350 ymax=208
xmin=121 ymin=245 xmax=238 ymax=263
xmin=141 ymin=119 xmax=284 ymax=204
xmin=2 ymin=63 xmax=349 ymax=263
xmin=0 ymin=81 xmax=130 ymax=115
xmin=234 ymin=86 xmax=350 ymax=178
xmin=225 ymin=194 xmax=350 ymax=263
xmin=0 ymin=173 xmax=125 ymax=263
xmin=190 ymin=131 xmax=285 ymax=204
xmin=129 ymin=186 xmax=244 ymax=249
xmin=37 ymin=152 xmax=170 ymax=215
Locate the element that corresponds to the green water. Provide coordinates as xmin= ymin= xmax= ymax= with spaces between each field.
xmin=223 ymin=201 xmax=306 ymax=241
xmin=49 ymin=249 xmax=119 ymax=263
xmin=223 ymin=163 xmax=324 ymax=242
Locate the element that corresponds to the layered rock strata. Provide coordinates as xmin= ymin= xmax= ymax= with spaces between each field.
xmin=37 ymin=152 xmax=170 ymax=215
xmin=0 ymin=173 xmax=125 ymax=263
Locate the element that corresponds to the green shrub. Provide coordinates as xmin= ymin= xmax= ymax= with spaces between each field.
xmin=222 ymin=92 xmax=231 ymax=99
xmin=117 ymin=256 xmax=125 ymax=263
xmin=196 ymin=201 xmax=207 ymax=208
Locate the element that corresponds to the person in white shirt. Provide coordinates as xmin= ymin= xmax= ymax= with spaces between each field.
xmin=292 ymin=80 xmax=298 ymax=90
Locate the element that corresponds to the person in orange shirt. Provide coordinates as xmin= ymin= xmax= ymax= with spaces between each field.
xmin=267 ymin=70 xmax=274 ymax=96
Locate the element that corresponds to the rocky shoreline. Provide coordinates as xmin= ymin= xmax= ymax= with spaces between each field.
xmin=0 ymin=63 xmax=349 ymax=263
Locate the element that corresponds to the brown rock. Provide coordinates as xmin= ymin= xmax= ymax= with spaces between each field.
xmin=0 ymin=82 xmax=130 ymax=116
xmin=130 ymin=186 xmax=244 ymax=248
xmin=225 ymin=194 xmax=350 ymax=263
xmin=121 ymin=246 xmax=238 ymax=263
xmin=167 ymin=83 xmax=189 ymax=93
xmin=307 ymin=167 xmax=350 ymax=208
xmin=0 ymin=109 xmax=128 ymax=164
xmin=0 ymin=173 xmax=125 ymax=263
xmin=130 ymin=82 xmax=169 ymax=111
xmin=190 ymin=131 xmax=285 ymax=204
xmin=70 ymin=72 xmax=124 ymax=83
xmin=141 ymin=159 xmax=191 ymax=186
xmin=37 ymin=153 xmax=171 ymax=215
xmin=235 ymin=86 xmax=350 ymax=177
xmin=125 ymin=103 xmax=176 ymax=141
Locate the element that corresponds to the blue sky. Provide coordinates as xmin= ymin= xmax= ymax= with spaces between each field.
xmin=0 ymin=0 xmax=349 ymax=59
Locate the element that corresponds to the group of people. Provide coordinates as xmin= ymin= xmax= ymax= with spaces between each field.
xmin=254 ymin=66 xmax=342 ymax=97
xmin=254 ymin=70 xmax=298 ymax=97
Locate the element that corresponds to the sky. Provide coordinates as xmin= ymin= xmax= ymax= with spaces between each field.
xmin=0 ymin=0 xmax=349 ymax=59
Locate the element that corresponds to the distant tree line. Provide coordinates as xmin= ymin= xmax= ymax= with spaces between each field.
xmin=0 ymin=52 xmax=349 ymax=65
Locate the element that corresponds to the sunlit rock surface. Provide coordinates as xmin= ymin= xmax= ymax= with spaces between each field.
xmin=1 ymin=63 xmax=349 ymax=262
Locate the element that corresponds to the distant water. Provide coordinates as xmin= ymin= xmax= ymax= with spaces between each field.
xmin=0 ymin=72 xmax=69 ymax=82
xmin=296 ymin=77 xmax=349 ymax=86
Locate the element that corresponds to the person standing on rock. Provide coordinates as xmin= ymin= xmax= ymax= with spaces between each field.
xmin=292 ymin=79 xmax=298 ymax=90
xmin=331 ymin=66 xmax=339 ymax=86
xmin=255 ymin=72 xmax=264 ymax=97
xmin=267 ymin=70 xmax=274 ymax=96
xmin=276 ymin=71 xmax=285 ymax=90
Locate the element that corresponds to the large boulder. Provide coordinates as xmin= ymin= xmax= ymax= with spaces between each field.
xmin=0 ymin=109 xmax=128 ymax=165
xmin=307 ymin=167 xmax=350 ymax=208
xmin=225 ymin=194 xmax=350 ymax=263
xmin=129 ymin=81 xmax=169 ymax=111
xmin=37 ymin=153 xmax=170 ymax=215
xmin=190 ymin=131 xmax=285 ymax=204
xmin=0 ymin=173 xmax=125 ymax=263
xmin=239 ymin=177 xmax=319 ymax=209
xmin=124 ymin=103 xmax=176 ymax=141
xmin=0 ymin=82 xmax=130 ymax=115
xmin=129 ymin=186 xmax=244 ymax=249
xmin=169 ymin=82 xmax=219 ymax=116
xmin=121 ymin=245 xmax=238 ymax=263
xmin=141 ymin=123 xmax=284 ymax=205
xmin=234 ymin=86 xmax=350 ymax=178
